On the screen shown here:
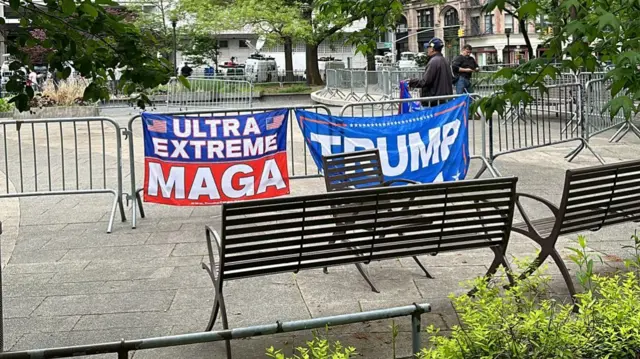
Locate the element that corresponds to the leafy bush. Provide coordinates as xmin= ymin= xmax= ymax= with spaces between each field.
xmin=419 ymin=238 xmax=640 ymax=359
xmin=0 ymin=98 xmax=14 ymax=113
xmin=266 ymin=332 xmax=357 ymax=359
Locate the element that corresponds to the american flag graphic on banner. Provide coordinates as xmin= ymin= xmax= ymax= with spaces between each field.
xmin=146 ymin=119 xmax=167 ymax=133
xmin=267 ymin=114 xmax=285 ymax=130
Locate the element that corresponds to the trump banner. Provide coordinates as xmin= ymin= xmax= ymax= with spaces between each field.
xmin=296 ymin=95 xmax=470 ymax=185
xmin=142 ymin=109 xmax=290 ymax=206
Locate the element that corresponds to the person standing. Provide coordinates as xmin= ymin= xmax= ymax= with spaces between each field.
xmin=180 ymin=62 xmax=193 ymax=78
xmin=452 ymin=44 xmax=479 ymax=94
xmin=408 ymin=38 xmax=453 ymax=107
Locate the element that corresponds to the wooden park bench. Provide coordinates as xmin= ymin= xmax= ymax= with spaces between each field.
xmin=321 ymin=149 xmax=434 ymax=290
xmin=202 ymin=176 xmax=518 ymax=337
xmin=513 ymin=159 xmax=640 ymax=299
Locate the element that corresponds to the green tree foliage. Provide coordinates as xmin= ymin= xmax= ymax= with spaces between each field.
xmin=180 ymin=33 xmax=220 ymax=66
xmin=475 ymin=0 xmax=640 ymax=120
xmin=3 ymin=0 xmax=177 ymax=111
xmin=129 ymin=0 xmax=180 ymax=61
xmin=180 ymin=0 xmax=310 ymax=76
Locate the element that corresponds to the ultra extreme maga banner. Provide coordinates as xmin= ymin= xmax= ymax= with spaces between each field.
xmin=142 ymin=109 xmax=290 ymax=205
xmin=295 ymin=95 xmax=471 ymax=184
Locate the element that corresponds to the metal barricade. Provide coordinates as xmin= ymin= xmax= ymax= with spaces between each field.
xmin=125 ymin=105 xmax=331 ymax=228
xmin=583 ymin=78 xmax=640 ymax=142
xmin=166 ymin=77 xmax=253 ymax=111
xmin=321 ymin=69 xmax=345 ymax=99
xmin=339 ymin=94 xmax=497 ymax=179
xmin=0 ymin=117 xmax=126 ymax=233
xmin=389 ymin=69 xmax=423 ymax=99
xmin=336 ymin=69 xmax=352 ymax=98
xmin=488 ymin=83 xmax=604 ymax=172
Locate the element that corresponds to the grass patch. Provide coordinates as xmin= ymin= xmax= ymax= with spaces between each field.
xmin=256 ymin=83 xmax=322 ymax=95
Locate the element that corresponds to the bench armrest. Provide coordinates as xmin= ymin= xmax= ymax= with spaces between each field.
xmin=515 ymin=193 xmax=560 ymax=238
xmin=204 ymin=225 xmax=223 ymax=273
xmin=516 ymin=193 xmax=560 ymax=217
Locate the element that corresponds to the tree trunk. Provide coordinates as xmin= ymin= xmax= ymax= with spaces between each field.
xmin=519 ymin=18 xmax=535 ymax=60
xmin=366 ymin=17 xmax=376 ymax=71
xmin=284 ymin=36 xmax=294 ymax=82
xmin=306 ymin=43 xmax=323 ymax=85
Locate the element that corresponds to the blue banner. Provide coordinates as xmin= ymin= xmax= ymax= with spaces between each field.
xmin=398 ymin=81 xmax=422 ymax=114
xmin=296 ymin=95 xmax=470 ymax=184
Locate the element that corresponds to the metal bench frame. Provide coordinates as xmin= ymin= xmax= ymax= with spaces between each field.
xmin=513 ymin=159 xmax=640 ymax=300
xmin=202 ymin=177 xmax=518 ymax=357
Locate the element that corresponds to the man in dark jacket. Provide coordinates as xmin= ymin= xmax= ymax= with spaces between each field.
xmin=408 ymin=38 xmax=453 ymax=107
xmin=452 ymin=44 xmax=479 ymax=94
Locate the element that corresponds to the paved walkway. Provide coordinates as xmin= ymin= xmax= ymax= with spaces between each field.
xmin=0 ymin=115 xmax=639 ymax=358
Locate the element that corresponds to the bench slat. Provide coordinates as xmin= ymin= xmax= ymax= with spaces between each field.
xmin=224 ymin=219 xmax=510 ymax=258
xmin=224 ymin=180 xmax=515 ymax=216
xmin=223 ymin=241 xmax=503 ymax=280
xmin=224 ymin=191 xmax=511 ymax=227
xmin=223 ymin=232 xmax=504 ymax=274
xmin=224 ymin=201 xmax=511 ymax=239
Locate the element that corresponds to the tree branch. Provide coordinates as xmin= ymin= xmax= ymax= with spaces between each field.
xmin=9 ymin=1 xmax=119 ymax=54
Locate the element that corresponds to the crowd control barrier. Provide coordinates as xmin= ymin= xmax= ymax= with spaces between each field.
xmin=487 ymin=83 xmax=604 ymax=174
xmin=0 ymin=117 xmax=126 ymax=233
xmin=166 ymin=77 xmax=253 ymax=111
xmin=583 ymin=78 xmax=640 ymax=142
xmin=125 ymin=105 xmax=331 ymax=228
xmin=339 ymin=94 xmax=498 ymax=179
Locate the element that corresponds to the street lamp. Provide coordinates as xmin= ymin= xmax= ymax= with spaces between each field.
xmin=504 ymin=14 xmax=513 ymax=64
xmin=171 ymin=17 xmax=177 ymax=76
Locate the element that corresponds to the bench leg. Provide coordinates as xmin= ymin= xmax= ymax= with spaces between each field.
xmin=412 ymin=256 xmax=434 ymax=278
xmin=549 ymin=248 xmax=578 ymax=306
xmin=322 ymin=237 xmax=380 ymax=292
xmin=468 ymin=247 xmax=513 ymax=296
xmin=202 ymin=263 xmax=221 ymax=332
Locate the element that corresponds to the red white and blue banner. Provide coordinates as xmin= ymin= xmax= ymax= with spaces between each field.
xmin=142 ymin=109 xmax=290 ymax=205
xmin=296 ymin=95 xmax=470 ymax=185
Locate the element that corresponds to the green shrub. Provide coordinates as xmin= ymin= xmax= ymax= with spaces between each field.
xmin=266 ymin=332 xmax=357 ymax=359
xmin=419 ymin=237 xmax=640 ymax=359
xmin=0 ymin=98 xmax=14 ymax=112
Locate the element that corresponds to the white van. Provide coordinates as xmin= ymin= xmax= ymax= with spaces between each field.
xmin=318 ymin=57 xmax=345 ymax=81
xmin=245 ymin=54 xmax=277 ymax=82
xmin=398 ymin=52 xmax=418 ymax=69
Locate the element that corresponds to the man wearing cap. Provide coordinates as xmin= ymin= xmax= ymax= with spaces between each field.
xmin=408 ymin=38 xmax=453 ymax=107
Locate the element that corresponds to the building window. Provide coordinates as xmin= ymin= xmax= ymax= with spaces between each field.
xmin=444 ymin=8 xmax=459 ymax=27
xmin=417 ymin=9 xmax=434 ymax=29
xmin=239 ymin=40 xmax=249 ymax=48
xmin=218 ymin=40 xmax=229 ymax=48
xmin=471 ymin=16 xmax=481 ymax=36
xmin=536 ymin=15 xmax=548 ymax=33
xmin=484 ymin=14 xmax=494 ymax=34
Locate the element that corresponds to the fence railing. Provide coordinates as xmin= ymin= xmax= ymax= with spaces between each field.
xmin=583 ymin=77 xmax=640 ymax=142
xmin=125 ymin=105 xmax=330 ymax=229
xmin=0 ymin=303 xmax=431 ymax=359
xmin=0 ymin=117 xmax=126 ymax=233
xmin=487 ymin=83 xmax=604 ymax=175
xmin=166 ymin=77 xmax=253 ymax=111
